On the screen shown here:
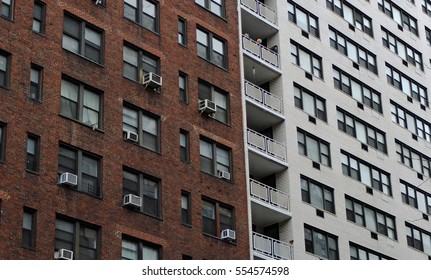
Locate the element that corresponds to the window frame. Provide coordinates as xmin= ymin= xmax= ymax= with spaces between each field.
xmin=121 ymin=235 xmax=161 ymax=260
xmin=0 ymin=50 xmax=11 ymax=89
xmin=0 ymin=123 xmax=5 ymax=162
xmin=349 ymin=242 xmax=394 ymax=260
xmin=26 ymin=133 xmax=40 ymax=173
xmin=181 ymin=191 xmax=191 ymax=226
xmin=301 ymin=175 xmax=335 ymax=213
xmin=395 ymin=140 xmax=431 ymax=177
xmin=196 ymin=27 xmax=227 ymax=69
xmin=179 ymin=71 xmax=188 ymax=103
xmin=290 ymin=40 xmax=323 ymax=78
xmin=178 ymin=17 xmax=187 ymax=46
xmin=378 ymin=0 xmax=418 ymax=36
xmin=405 ymin=222 xmax=431 ymax=255
xmin=293 ymin=83 xmax=327 ymax=121
xmin=195 ymin=0 xmax=226 ymax=18
xmin=22 ymin=208 xmax=36 ymax=249
xmin=201 ymin=197 xmax=235 ymax=239
xmin=124 ymin=0 xmax=160 ymax=33
xmin=123 ymin=43 xmax=160 ymax=83
xmin=304 ymin=224 xmax=339 ymax=259
xmin=30 ymin=64 xmax=43 ymax=101
xmin=391 ymin=101 xmax=431 ymax=143
xmin=400 ymin=180 xmax=431 ymax=215
xmin=1 ymin=0 xmax=13 ymax=20
xmin=33 ymin=1 xmax=46 ymax=34
xmin=198 ymin=79 xmax=230 ymax=124
xmin=288 ymin=0 xmax=320 ymax=38
xmin=199 ymin=137 xmax=232 ymax=179
xmin=297 ymin=128 xmax=331 ymax=166
xmin=180 ymin=129 xmax=190 ymax=163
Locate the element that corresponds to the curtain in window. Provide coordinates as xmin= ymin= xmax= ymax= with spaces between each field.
xmin=83 ymin=89 xmax=99 ymax=127
xmin=60 ymin=80 xmax=79 ymax=119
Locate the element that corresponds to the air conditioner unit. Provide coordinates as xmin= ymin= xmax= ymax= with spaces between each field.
xmin=59 ymin=172 xmax=78 ymax=186
xmin=220 ymin=229 xmax=236 ymax=241
xmin=217 ymin=170 xmax=231 ymax=181
xmin=123 ymin=130 xmax=139 ymax=142
xmin=143 ymin=72 xmax=162 ymax=90
xmin=123 ymin=194 xmax=142 ymax=208
xmin=54 ymin=249 xmax=74 ymax=260
xmin=199 ymin=99 xmax=216 ymax=115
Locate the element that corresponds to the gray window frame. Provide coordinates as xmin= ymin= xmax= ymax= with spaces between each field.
xmin=33 ymin=1 xmax=46 ymax=34
xmin=22 ymin=208 xmax=36 ymax=249
xmin=196 ymin=27 xmax=227 ymax=69
xmin=198 ymin=79 xmax=229 ymax=124
xmin=30 ymin=64 xmax=42 ymax=101
xmin=301 ymin=175 xmax=335 ymax=213
xmin=288 ymin=0 xmax=320 ymax=38
xmin=304 ymin=224 xmax=339 ymax=259
xmin=123 ymin=43 xmax=160 ymax=83
xmin=297 ymin=128 xmax=331 ymax=166
xmin=0 ymin=50 xmax=10 ymax=89
xmin=1 ymin=0 xmax=13 ymax=20
xmin=195 ymin=0 xmax=225 ymax=18
xmin=26 ymin=133 xmax=40 ymax=173
xmin=124 ymin=0 xmax=160 ymax=33
xmin=121 ymin=235 xmax=161 ymax=260
xmin=199 ymin=137 xmax=231 ymax=179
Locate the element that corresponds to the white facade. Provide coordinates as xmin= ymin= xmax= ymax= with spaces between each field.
xmin=240 ymin=0 xmax=431 ymax=260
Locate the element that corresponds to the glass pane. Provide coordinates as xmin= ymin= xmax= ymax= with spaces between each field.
xmin=122 ymin=239 xmax=138 ymax=260
xmin=142 ymin=245 xmax=159 ymax=260
xmin=142 ymin=114 xmax=157 ymax=135
xmin=202 ymin=200 xmax=215 ymax=219
xmin=85 ymin=27 xmax=101 ymax=46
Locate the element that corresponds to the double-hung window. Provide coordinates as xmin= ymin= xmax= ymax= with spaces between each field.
xmin=33 ymin=1 xmax=46 ymax=34
xmin=406 ymin=222 xmax=431 ymax=255
xmin=301 ymin=175 xmax=335 ymax=213
xmin=290 ymin=40 xmax=323 ymax=78
xmin=297 ymin=129 xmax=331 ymax=166
xmin=122 ymin=236 xmax=161 ymax=260
xmin=202 ymin=198 xmax=234 ymax=238
xmin=122 ymin=168 xmax=161 ymax=218
xmin=0 ymin=51 xmax=10 ymax=88
xmin=60 ymin=77 xmax=102 ymax=129
xmin=54 ymin=217 xmax=99 ymax=260
xmin=395 ymin=140 xmax=431 ymax=177
xmin=26 ymin=134 xmax=40 ymax=173
xmin=198 ymin=79 xmax=229 ymax=124
xmin=124 ymin=0 xmax=159 ymax=33
xmin=1 ymin=0 xmax=13 ymax=19
xmin=0 ymin=123 xmax=5 ymax=162
xmin=58 ymin=144 xmax=101 ymax=197
xmin=288 ymin=0 xmax=320 ymax=38
xmin=378 ymin=0 xmax=418 ymax=36
xmin=294 ymin=83 xmax=327 ymax=121
xmin=123 ymin=44 xmax=160 ymax=83
xmin=122 ymin=105 xmax=160 ymax=153
xmin=195 ymin=0 xmax=225 ymax=18
xmin=196 ymin=27 xmax=227 ymax=69
xmin=62 ymin=13 xmax=104 ymax=64
xmin=400 ymin=180 xmax=431 ymax=214
xmin=200 ymin=138 xmax=231 ymax=179
xmin=391 ymin=101 xmax=431 ymax=142
xmin=180 ymin=129 xmax=189 ymax=162
xmin=327 ymin=0 xmax=373 ymax=36
xmin=22 ymin=208 xmax=36 ymax=249
xmin=179 ymin=72 xmax=188 ymax=103
xmin=178 ymin=18 xmax=187 ymax=46
xmin=30 ymin=65 xmax=42 ymax=101
xmin=304 ymin=224 xmax=339 ymax=259
xmin=181 ymin=191 xmax=191 ymax=225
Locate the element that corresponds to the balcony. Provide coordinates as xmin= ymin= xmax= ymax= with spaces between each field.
xmin=247 ymin=128 xmax=287 ymax=178
xmin=250 ymin=179 xmax=291 ymax=225
xmin=253 ymin=232 xmax=294 ymax=260
xmin=244 ymin=80 xmax=284 ymax=131
xmin=242 ymin=35 xmax=281 ymax=85
xmin=240 ymin=0 xmax=278 ymax=39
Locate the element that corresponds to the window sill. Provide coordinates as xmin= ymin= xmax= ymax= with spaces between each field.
xmin=22 ymin=246 xmax=36 ymax=251
xmin=62 ymin=48 xmax=105 ymax=68
xmin=0 ymin=16 xmax=13 ymax=22
xmin=122 ymin=17 xmax=160 ymax=36
xmin=123 ymin=206 xmax=163 ymax=221
xmin=32 ymin=31 xmax=46 ymax=38
xmin=25 ymin=169 xmax=40 ymax=175
xmin=58 ymin=183 xmax=102 ymax=200
xmin=200 ymin=170 xmax=233 ymax=184
xmin=58 ymin=114 xmax=104 ymax=133
xmin=195 ymin=3 xmax=227 ymax=22
xmin=197 ymin=56 xmax=228 ymax=72
xmin=122 ymin=139 xmax=161 ymax=155
xmin=182 ymin=223 xmax=192 ymax=228
xmin=202 ymin=232 xmax=237 ymax=245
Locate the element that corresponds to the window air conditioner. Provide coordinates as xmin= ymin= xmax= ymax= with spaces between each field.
xmin=59 ymin=172 xmax=78 ymax=186
xmin=54 ymin=249 xmax=74 ymax=260
xmin=217 ymin=170 xmax=231 ymax=181
xmin=123 ymin=194 xmax=142 ymax=208
xmin=143 ymin=72 xmax=162 ymax=90
xmin=123 ymin=130 xmax=139 ymax=142
xmin=220 ymin=229 xmax=236 ymax=241
xmin=199 ymin=99 xmax=216 ymax=115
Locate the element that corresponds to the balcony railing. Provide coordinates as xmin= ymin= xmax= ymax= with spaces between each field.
xmin=245 ymin=80 xmax=283 ymax=114
xmin=253 ymin=232 xmax=294 ymax=260
xmin=250 ymin=179 xmax=289 ymax=211
xmin=242 ymin=35 xmax=279 ymax=68
xmin=247 ymin=129 xmax=286 ymax=162
xmin=241 ymin=0 xmax=277 ymax=25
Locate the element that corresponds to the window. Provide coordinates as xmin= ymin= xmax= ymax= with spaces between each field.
xmin=1 ymin=0 xmax=13 ymax=19
xmin=391 ymin=101 xmax=431 ymax=143
xmin=179 ymin=72 xmax=188 ymax=103
xmin=200 ymin=138 xmax=231 ymax=178
xmin=58 ymin=144 xmax=101 ymax=197
xmin=60 ymin=77 xmax=102 ymax=129
xmin=181 ymin=191 xmax=191 ymax=225
xmin=178 ymin=18 xmax=187 ymax=46
xmin=180 ymin=129 xmax=189 ymax=162
xmin=341 ymin=150 xmax=392 ymax=195
xmin=400 ymin=180 xmax=431 ymax=215
xmin=346 ymin=196 xmax=397 ymax=239
xmin=122 ymin=236 xmax=161 ymax=260
xmin=54 ymin=217 xmax=99 ymax=260
xmin=378 ymin=0 xmax=418 ymax=36
xmin=326 ymin=0 xmax=373 ymax=36
xmin=406 ymin=222 xmax=431 ymax=255
xmin=386 ymin=63 xmax=428 ymax=107
xmin=395 ymin=140 xmax=431 ymax=177
xmin=333 ymin=66 xmax=382 ymax=113
xmin=290 ymin=40 xmax=323 ymax=78
xmin=350 ymin=242 xmax=394 ymax=260
xmin=62 ymin=13 xmax=104 ymax=64
xmin=293 ymin=83 xmax=327 ymax=121
xmin=26 ymin=134 xmax=40 ymax=172
xmin=22 ymin=208 xmax=36 ymax=249
xmin=297 ymin=129 xmax=331 ymax=166
xmin=0 ymin=51 xmax=10 ymax=88
xmin=337 ymin=107 xmax=387 ymax=153
xmin=304 ymin=224 xmax=339 ymax=259
xmin=329 ymin=26 xmax=377 ymax=74
xmin=423 ymin=0 xmax=431 ymax=17
xmin=288 ymin=0 xmax=320 ymax=38
xmin=29 ymin=65 xmax=42 ymax=101
xmin=382 ymin=27 xmax=423 ymax=70
xmin=122 ymin=104 xmax=160 ymax=153
xmin=198 ymin=79 xmax=229 ymax=124
xmin=33 ymin=1 xmax=46 ymax=34
xmin=124 ymin=0 xmax=159 ymax=33
xmin=123 ymin=44 xmax=160 ymax=83
xmin=122 ymin=168 xmax=161 ymax=218
xmin=196 ymin=27 xmax=227 ymax=68
xmin=195 ymin=0 xmax=225 ymax=18
xmin=0 ymin=123 xmax=5 ymax=162
xmin=426 ymin=27 xmax=431 ymax=45
xmin=301 ymin=175 xmax=335 ymax=213
xmin=202 ymin=198 xmax=234 ymax=238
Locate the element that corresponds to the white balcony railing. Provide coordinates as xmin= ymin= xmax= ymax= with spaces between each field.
xmin=241 ymin=0 xmax=277 ymax=25
xmin=245 ymin=80 xmax=283 ymax=114
xmin=253 ymin=232 xmax=294 ymax=260
xmin=250 ymin=179 xmax=289 ymax=211
xmin=247 ymin=129 xmax=286 ymax=162
xmin=242 ymin=35 xmax=279 ymax=68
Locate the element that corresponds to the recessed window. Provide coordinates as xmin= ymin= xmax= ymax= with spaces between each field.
xmin=62 ymin=13 xmax=104 ymax=64
xmin=196 ymin=27 xmax=227 ymax=68
xmin=54 ymin=217 xmax=99 ymax=260
xmin=198 ymin=79 xmax=229 ymax=124
xmin=195 ymin=0 xmax=225 ymax=18
xmin=124 ymin=0 xmax=159 ymax=33
xmin=0 ymin=50 xmax=10 ymax=88
xmin=180 ymin=129 xmax=189 ymax=162
xmin=123 ymin=44 xmax=160 ymax=83
xmin=200 ymin=138 xmax=231 ymax=179
xmin=178 ymin=18 xmax=187 ymax=46
xmin=22 ymin=208 xmax=36 ymax=249
xmin=122 ymin=236 xmax=161 ymax=260
xmin=1 ymin=0 xmax=13 ymax=20
xmin=60 ymin=77 xmax=102 ymax=129
xmin=181 ymin=191 xmax=191 ymax=225
xmin=179 ymin=72 xmax=188 ymax=103
xmin=304 ymin=224 xmax=339 ymax=259
xmin=26 ymin=134 xmax=40 ymax=172
xmin=30 ymin=65 xmax=42 ymax=101
xmin=33 ymin=1 xmax=46 ymax=34
xmin=202 ymin=198 xmax=234 ymax=238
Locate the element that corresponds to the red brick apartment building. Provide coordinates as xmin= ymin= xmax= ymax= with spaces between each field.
xmin=0 ymin=0 xmax=249 ymax=260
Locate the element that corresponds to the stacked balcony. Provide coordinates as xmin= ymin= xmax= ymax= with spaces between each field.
xmin=252 ymin=232 xmax=294 ymax=260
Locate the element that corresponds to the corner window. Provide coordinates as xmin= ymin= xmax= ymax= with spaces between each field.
xmin=195 ymin=0 xmax=225 ymax=18
xmin=22 ymin=208 xmax=36 ymax=249
xmin=60 ymin=77 xmax=102 ymax=129
xmin=30 ymin=65 xmax=42 ymax=101
xmin=196 ymin=27 xmax=227 ymax=68
xmin=26 ymin=134 xmax=40 ymax=172
xmin=200 ymin=138 xmax=231 ymax=179
xmin=0 ymin=51 xmax=10 ymax=88
xmin=1 ymin=0 xmax=13 ymax=20
xmin=202 ymin=198 xmax=234 ymax=238
xmin=124 ymin=0 xmax=159 ymax=33
xmin=122 ymin=236 xmax=161 ymax=260
xmin=198 ymin=79 xmax=229 ymax=124
xmin=62 ymin=13 xmax=104 ymax=64
xmin=33 ymin=1 xmax=46 ymax=34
